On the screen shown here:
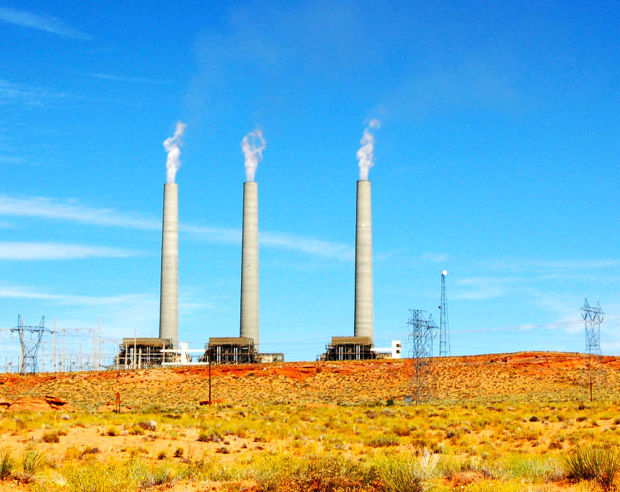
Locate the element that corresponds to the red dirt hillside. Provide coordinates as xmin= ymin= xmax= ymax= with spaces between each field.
xmin=0 ymin=352 xmax=617 ymax=411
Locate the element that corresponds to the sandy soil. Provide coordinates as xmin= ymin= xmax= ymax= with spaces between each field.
xmin=0 ymin=351 xmax=617 ymax=411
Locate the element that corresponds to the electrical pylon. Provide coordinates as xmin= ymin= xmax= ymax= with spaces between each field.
xmin=581 ymin=298 xmax=603 ymax=355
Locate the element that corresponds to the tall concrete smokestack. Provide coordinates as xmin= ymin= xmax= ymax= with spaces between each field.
xmin=240 ymin=181 xmax=259 ymax=349
xmin=159 ymin=183 xmax=178 ymax=347
xmin=239 ymin=129 xmax=265 ymax=351
xmin=354 ymin=179 xmax=373 ymax=340
xmin=159 ymin=122 xmax=185 ymax=348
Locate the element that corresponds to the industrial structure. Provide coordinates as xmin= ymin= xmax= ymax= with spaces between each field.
xmin=354 ymin=179 xmax=374 ymax=340
xmin=202 ymin=180 xmax=261 ymax=364
xmin=240 ymin=181 xmax=260 ymax=350
xmin=203 ymin=337 xmax=257 ymax=364
xmin=439 ymin=270 xmax=450 ymax=357
xmin=159 ymin=182 xmax=179 ymax=348
xmin=372 ymin=340 xmax=403 ymax=359
xmin=322 ymin=336 xmax=374 ymax=361
xmin=115 ymin=337 xmax=174 ymax=369
xmin=322 ymin=178 xmax=377 ymax=360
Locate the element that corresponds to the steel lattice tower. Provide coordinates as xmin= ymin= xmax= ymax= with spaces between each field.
xmin=581 ymin=298 xmax=603 ymax=355
xmin=10 ymin=315 xmax=47 ymax=374
xmin=439 ymin=270 xmax=450 ymax=357
xmin=408 ymin=309 xmax=438 ymax=403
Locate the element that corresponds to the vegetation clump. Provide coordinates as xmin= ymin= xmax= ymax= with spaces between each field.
xmin=564 ymin=446 xmax=620 ymax=490
xmin=41 ymin=430 xmax=60 ymax=443
xmin=0 ymin=449 xmax=14 ymax=480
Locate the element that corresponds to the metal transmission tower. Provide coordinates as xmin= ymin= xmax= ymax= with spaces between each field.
xmin=407 ymin=309 xmax=438 ymax=403
xmin=581 ymin=298 xmax=603 ymax=355
xmin=580 ymin=299 xmax=604 ymax=401
xmin=439 ymin=270 xmax=450 ymax=357
xmin=10 ymin=315 xmax=48 ymax=374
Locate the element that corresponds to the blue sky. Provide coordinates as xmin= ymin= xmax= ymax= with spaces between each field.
xmin=0 ymin=0 xmax=618 ymax=363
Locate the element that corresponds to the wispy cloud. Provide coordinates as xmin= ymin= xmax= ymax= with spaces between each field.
xmin=0 ymin=155 xmax=39 ymax=166
xmin=0 ymin=194 xmax=354 ymax=260
xmin=0 ymin=79 xmax=69 ymax=107
xmin=483 ymin=258 xmax=620 ymax=270
xmin=0 ymin=285 xmax=221 ymax=347
xmin=452 ymin=276 xmax=516 ymax=301
xmin=261 ymin=232 xmax=353 ymax=261
xmin=420 ymin=252 xmax=449 ymax=264
xmin=0 ymin=285 xmax=149 ymax=306
xmin=0 ymin=195 xmax=158 ymax=229
xmin=0 ymin=242 xmax=138 ymax=261
xmin=79 ymin=72 xmax=172 ymax=85
xmin=0 ymin=7 xmax=90 ymax=40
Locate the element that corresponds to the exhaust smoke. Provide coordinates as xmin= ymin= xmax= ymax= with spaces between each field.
xmin=163 ymin=122 xmax=186 ymax=183
xmin=356 ymin=119 xmax=380 ymax=180
xmin=241 ymin=129 xmax=266 ymax=182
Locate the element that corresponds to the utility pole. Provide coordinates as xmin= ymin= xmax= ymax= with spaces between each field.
xmin=208 ymin=347 xmax=212 ymax=405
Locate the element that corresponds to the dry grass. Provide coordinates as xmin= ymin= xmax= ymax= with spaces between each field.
xmin=0 ymin=352 xmax=617 ymax=490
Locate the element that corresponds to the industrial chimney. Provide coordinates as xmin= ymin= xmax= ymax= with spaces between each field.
xmin=159 ymin=183 xmax=178 ymax=347
xmin=240 ymin=181 xmax=259 ymax=350
xmin=354 ymin=179 xmax=373 ymax=340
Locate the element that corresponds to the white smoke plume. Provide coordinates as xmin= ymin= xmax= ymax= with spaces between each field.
xmin=163 ymin=122 xmax=186 ymax=183
xmin=357 ymin=119 xmax=380 ymax=180
xmin=241 ymin=129 xmax=266 ymax=182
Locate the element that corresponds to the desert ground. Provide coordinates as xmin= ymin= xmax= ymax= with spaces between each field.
xmin=0 ymin=352 xmax=618 ymax=491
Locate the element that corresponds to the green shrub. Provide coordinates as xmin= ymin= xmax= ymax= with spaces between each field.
xmin=65 ymin=461 xmax=137 ymax=491
xmin=106 ymin=426 xmax=119 ymax=437
xmin=287 ymin=455 xmax=374 ymax=491
xmin=197 ymin=431 xmax=222 ymax=443
xmin=22 ymin=450 xmax=46 ymax=478
xmin=0 ymin=449 xmax=14 ymax=480
xmin=374 ymin=453 xmax=438 ymax=492
xmin=252 ymin=454 xmax=289 ymax=491
xmin=80 ymin=446 xmax=100 ymax=458
xmin=128 ymin=425 xmax=144 ymax=436
xmin=42 ymin=430 xmax=60 ymax=443
xmin=366 ymin=434 xmax=400 ymax=447
xmin=564 ymin=446 xmax=620 ymax=490
xmin=507 ymin=455 xmax=561 ymax=481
